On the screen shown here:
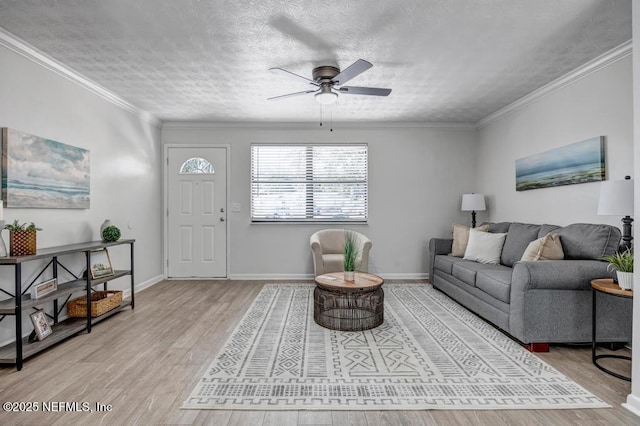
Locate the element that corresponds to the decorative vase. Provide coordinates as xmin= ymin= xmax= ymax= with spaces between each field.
xmin=0 ymin=222 xmax=7 ymax=257
xmin=100 ymin=219 xmax=112 ymax=239
xmin=344 ymin=270 xmax=355 ymax=281
xmin=616 ymin=271 xmax=633 ymax=291
xmin=10 ymin=230 xmax=37 ymax=256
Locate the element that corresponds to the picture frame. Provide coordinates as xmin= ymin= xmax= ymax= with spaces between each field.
xmin=29 ymin=278 xmax=57 ymax=299
xmin=89 ymin=248 xmax=114 ymax=279
xmin=515 ymin=136 xmax=605 ymax=191
xmin=1 ymin=128 xmax=90 ymax=208
xmin=29 ymin=309 xmax=52 ymax=341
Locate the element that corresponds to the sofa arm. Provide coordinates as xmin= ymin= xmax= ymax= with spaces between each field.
xmin=510 ymin=259 xmax=621 ymax=344
xmin=511 ymin=260 xmax=615 ymax=292
xmin=428 ymin=238 xmax=453 ymax=281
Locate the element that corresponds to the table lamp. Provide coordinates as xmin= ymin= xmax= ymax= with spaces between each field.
xmin=597 ymin=176 xmax=634 ymax=252
xmin=461 ymin=193 xmax=486 ymax=228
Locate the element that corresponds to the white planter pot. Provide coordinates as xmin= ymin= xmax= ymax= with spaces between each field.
xmin=344 ymin=271 xmax=355 ymax=281
xmin=616 ymin=271 xmax=634 ymax=291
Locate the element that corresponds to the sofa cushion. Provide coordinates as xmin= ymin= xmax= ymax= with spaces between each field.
xmin=434 ymin=255 xmax=455 ymax=275
xmin=501 ymin=223 xmax=541 ymax=267
xmin=451 ymin=261 xmax=511 ymax=287
xmin=485 ymin=222 xmax=512 ymax=233
xmin=451 ymin=224 xmax=489 ymax=257
xmin=521 ymin=233 xmax=564 ymax=261
xmin=555 ymin=223 xmax=621 ymax=260
xmin=538 ymin=224 xmax=561 ymax=239
xmin=464 ymin=229 xmax=507 ymax=264
xmin=476 ymin=269 xmax=512 ymax=304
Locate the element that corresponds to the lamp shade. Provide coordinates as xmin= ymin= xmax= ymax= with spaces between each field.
xmin=461 ymin=193 xmax=486 ymax=211
xmin=597 ymin=178 xmax=633 ymax=216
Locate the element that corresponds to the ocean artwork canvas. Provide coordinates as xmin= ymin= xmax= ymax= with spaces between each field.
xmin=1 ymin=128 xmax=90 ymax=208
xmin=515 ymin=137 xmax=605 ymax=192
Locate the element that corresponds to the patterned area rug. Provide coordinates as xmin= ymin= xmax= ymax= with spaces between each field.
xmin=182 ymin=283 xmax=608 ymax=410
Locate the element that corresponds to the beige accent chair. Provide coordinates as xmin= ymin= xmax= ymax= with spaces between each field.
xmin=310 ymin=229 xmax=372 ymax=277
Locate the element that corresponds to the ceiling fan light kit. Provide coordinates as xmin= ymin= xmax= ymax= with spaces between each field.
xmin=268 ymin=59 xmax=391 ymax=105
xmin=315 ymin=87 xmax=338 ymax=105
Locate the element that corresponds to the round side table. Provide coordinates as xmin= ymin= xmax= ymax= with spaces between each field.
xmin=591 ymin=278 xmax=632 ymax=381
xmin=314 ymin=272 xmax=384 ymax=331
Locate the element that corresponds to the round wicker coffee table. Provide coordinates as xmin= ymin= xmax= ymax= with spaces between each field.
xmin=313 ymin=272 xmax=384 ymax=331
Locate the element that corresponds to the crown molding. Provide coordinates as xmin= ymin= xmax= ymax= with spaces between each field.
xmin=162 ymin=121 xmax=477 ymax=130
xmin=477 ymin=40 xmax=632 ymax=128
xmin=0 ymin=27 xmax=161 ymax=128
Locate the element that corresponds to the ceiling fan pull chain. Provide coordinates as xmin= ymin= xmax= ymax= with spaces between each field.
xmin=330 ymin=108 xmax=333 ymax=132
xmin=319 ymin=103 xmax=323 ymax=127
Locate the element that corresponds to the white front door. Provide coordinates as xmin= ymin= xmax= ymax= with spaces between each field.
xmin=167 ymin=147 xmax=227 ymax=278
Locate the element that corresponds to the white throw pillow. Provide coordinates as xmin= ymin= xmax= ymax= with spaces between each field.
xmin=463 ymin=229 xmax=507 ymax=264
xmin=450 ymin=224 xmax=489 ymax=257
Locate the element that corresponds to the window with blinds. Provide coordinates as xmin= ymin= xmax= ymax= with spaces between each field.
xmin=251 ymin=144 xmax=368 ymax=222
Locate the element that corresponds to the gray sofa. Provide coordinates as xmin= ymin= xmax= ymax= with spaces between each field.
xmin=429 ymin=222 xmax=632 ymax=349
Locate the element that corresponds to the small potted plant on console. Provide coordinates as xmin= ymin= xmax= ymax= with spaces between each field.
xmin=4 ymin=220 xmax=42 ymax=256
xmin=603 ymin=248 xmax=634 ymax=290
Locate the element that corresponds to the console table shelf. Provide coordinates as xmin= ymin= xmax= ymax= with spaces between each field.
xmin=0 ymin=239 xmax=135 ymax=370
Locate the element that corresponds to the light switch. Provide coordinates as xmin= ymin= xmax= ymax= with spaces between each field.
xmin=231 ymin=203 xmax=241 ymax=212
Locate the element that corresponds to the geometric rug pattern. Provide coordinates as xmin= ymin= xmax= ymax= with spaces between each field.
xmin=182 ymin=283 xmax=609 ymax=410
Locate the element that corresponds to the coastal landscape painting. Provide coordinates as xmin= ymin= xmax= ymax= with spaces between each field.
xmin=515 ymin=137 xmax=605 ymax=191
xmin=1 ymin=128 xmax=90 ymax=208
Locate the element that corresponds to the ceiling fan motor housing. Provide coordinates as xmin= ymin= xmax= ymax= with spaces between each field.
xmin=312 ymin=66 xmax=340 ymax=84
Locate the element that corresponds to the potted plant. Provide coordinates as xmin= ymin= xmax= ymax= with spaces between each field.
xmin=603 ymin=249 xmax=633 ymax=290
xmin=343 ymin=230 xmax=359 ymax=281
xmin=101 ymin=225 xmax=121 ymax=242
xmin=4 ymin=220 xmax=42 ymax=256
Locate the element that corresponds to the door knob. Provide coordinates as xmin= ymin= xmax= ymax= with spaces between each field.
xmin=220 ymin=217 xmax=225 ymax=222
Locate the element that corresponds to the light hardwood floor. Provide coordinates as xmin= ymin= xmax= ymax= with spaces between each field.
xmin=0 ymin=280 xmax=636 ymax=425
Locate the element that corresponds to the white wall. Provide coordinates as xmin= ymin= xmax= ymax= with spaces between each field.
xmin=477 ymin=55 xmax=633 ymax=227
xmin=0 ymin=43 xmax=163 ymax=344
xmin=625 ymin=2 xmax=640 ymax=416
xmin=162 ymin=124 xmax=478 ymax=278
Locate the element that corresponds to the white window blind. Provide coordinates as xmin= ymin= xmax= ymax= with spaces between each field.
xmin=251 ymin=144 xmax=368 ymax=222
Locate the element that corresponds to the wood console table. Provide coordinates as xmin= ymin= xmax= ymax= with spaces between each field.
xmin=0 ymin=239 xmax=135 ymax=370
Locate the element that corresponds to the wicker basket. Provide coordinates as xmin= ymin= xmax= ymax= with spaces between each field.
xmin=67 ymin=290 xmax=123 ymax=317
xmin=10 ymin=230 xmax=37 ymax=256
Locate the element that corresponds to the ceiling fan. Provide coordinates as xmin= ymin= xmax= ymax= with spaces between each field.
xmin=268 ymin=59 xmax=391 ymax=105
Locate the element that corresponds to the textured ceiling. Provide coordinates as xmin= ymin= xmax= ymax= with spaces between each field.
xmin=0 ymin=0 xmax=632 ymax=123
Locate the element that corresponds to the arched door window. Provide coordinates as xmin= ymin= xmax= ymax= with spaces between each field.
xmin=180 ymin=157 xmax=215 ymax=174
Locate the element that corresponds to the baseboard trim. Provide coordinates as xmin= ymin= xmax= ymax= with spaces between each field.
xmin=623 ymin=394 xmax=640 ymax=416
xmin=122 ymin=274 xmax=164 ymax=299
xmin=229 ymin=274 xmax=315 ymax=281
xmin=228 ymin=273 xmax=429 ymax=281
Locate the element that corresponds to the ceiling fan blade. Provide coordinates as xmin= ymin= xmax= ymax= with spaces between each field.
xmin=331 ymin=59 xmax=373 ymax=85
xmin=270 ymin=67 xmax=319 ymax=86
xmin=338 ymin=86 xmax=392 ymax=96
xmin=267 ymin=90 xmax=317 ymax=101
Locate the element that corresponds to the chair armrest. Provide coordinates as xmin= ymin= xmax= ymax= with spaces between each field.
xmin=310 ymin=233 xmax=324 ymax=276
xmin=428 ymin=238 xmax=453 ymax=281
xmin=356 ymin=236 xmax=372 ymax=273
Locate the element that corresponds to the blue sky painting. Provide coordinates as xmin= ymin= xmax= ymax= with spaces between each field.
xmin=2 ymin=128 xmax=90 ymax=208
xmin=515 ymin=137 xmax=605 ymax=191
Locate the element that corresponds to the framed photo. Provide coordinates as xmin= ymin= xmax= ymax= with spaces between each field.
xmin=29 ymin=278 xmax=57 ymax=299
xmin=89 ymin=248 xmax=114 ymax=279
xmin=29 ymin=309 xmax=52 ymax=341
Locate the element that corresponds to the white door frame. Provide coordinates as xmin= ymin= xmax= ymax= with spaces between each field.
xmin=163 ymin=144 xmax=231 ymax=279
